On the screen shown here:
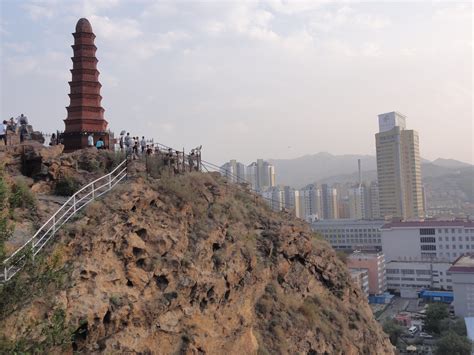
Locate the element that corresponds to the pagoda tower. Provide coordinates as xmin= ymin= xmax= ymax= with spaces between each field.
xmin=63 ymin=18 xmax=109 ymax=151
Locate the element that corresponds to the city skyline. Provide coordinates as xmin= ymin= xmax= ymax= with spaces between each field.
xmin=1 ymin=1 xmax=472 ymax=164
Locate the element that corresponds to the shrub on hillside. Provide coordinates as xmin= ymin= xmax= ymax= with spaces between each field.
xmin=55 ymin=177 xmax=80 ymax=197
xmin=9 ymin=180 xmax=36 ymax=210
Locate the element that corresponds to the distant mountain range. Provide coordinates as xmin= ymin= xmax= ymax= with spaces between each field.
xmin=268 ymin=152 xmax=473 ymax=188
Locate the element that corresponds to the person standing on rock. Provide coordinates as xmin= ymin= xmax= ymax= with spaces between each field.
xmin=1 ymin=120 xmax=7 ymax=146
xmin=124 ymin=133 xmax=131 ymax=148
xmin=119 ymin=134 xmax=124 ymax=152
xmin=132 ymin=138 xmax=139 ymax=160
xmin=140 ymin=136 xmax=146 ymax=154
xmin=188 ymin=150 xmax=195 ymax=172
xmin=87 ymin=133 xmax=94 ymax=147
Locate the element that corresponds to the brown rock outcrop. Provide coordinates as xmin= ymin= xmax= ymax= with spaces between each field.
xmin=0 ymin=172 xmax=393 ymax=354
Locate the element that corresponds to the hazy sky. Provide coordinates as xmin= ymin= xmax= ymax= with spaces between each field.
xmin=1 ymin=0 xmax=472 ymax=165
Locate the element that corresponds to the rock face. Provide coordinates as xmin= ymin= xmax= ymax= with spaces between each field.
xmin=0 ymin=172 xmax=393 ymax=354
xmin=0 ymin=143 xmax=123 ymax=191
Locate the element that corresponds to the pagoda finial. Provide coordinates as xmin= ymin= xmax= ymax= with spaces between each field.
xmin=76 ymin=18 xmax=93 ymax=33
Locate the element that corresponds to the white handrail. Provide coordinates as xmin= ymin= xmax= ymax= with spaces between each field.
xmin=1 ymin=159 xmax=128 ymax=282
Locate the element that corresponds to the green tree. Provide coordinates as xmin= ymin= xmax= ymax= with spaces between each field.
xmin=424 ymin=303 xmax=449 ymax=334
xmin=436 ymin=331 xmax=472 ymax=355
xmin=440 ymin=317 xmax=467 ymax=336
xmin=383 ymin=319 xmax=404 ymax=345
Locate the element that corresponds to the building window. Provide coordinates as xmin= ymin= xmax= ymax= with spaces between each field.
xmin=420 ymin=228 xmax=435 ymax=235
xmin=420 ymin=237 xmax=436 ymax=243
xmin=421 ymin=245 xmax=436 ymax=251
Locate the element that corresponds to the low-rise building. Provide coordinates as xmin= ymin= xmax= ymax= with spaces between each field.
xmin=311 ymin=219 xmax=385 ymax=251
xmin=347 ymin=251 xmax=386 ymax=295
xmin=381 ymin=220 xmax=474 ymax=263
xmin=385 ymin=260 xmax=453 ymax=297
xmin=448 ymin=254 xmax=474 ymax=318
xmin=350 ymin=268 xmax=370 ymax=297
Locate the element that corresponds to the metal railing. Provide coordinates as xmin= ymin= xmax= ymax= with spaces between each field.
xmin=1 ymin=159 xmax=128 ymax=283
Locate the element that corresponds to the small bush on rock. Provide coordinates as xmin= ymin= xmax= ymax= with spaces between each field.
xmin=9 ymin=180 xmax=36 ymax=210
xmin=55 ymin=177 xmax=80 ymax=196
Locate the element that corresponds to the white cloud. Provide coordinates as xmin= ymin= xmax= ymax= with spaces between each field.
xmin=22 ymin=2 xmax=55 ymax=21
xmin=6 ymin=56 xmax=39 ymax=75
xmin=89 ymin=15 xmax=142 ymax=41
xmin=140 ymin=1 xmax=178 ymax=18
xmin=433 ymin=3 xmax=472 ymax=21
xmin=310 ymin=5 xmax=391 ymax=32
xmin=354 ymin=13 xmax=391 ymax=29
xmin=4 ymin=42 xmax=33 ymax=54
xmin=265 ymin=0 xmax=327 ymax=15
xmin=129 ymin=31 xmax=190 ymax=60
xmin=160 ymin=123 xmax=175 ymax=134
xmin=361 ymin=42 xmax=381 ymax=57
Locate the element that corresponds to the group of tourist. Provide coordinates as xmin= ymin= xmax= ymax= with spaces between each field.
xmin=118 ymin=132 xmax=202 ymax=174
xmin=119 ymin=133 xmax=145 ymax=159
xmin=1 ymin=114 xmax=30 ymax=145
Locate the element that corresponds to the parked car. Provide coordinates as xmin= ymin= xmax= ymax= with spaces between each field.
xmin=408 ymin=326 xmax=418 ymax=336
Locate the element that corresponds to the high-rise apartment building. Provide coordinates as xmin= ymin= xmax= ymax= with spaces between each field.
xmin=368 ymin=181 xmax=380 ymax=219
xmin=349 ymin=185 xmax=366 ymax=219
xmin=375 ymin=112 xmax=424 ymax=220
xmin=221 ymin=159 xmax=246 ymax=184
xmin=300 ymin=184 xmax=322 ymax=220
xmin=220 ymin=159 xmax=275 ymax=193
xmin=321 ymin=184 xmax=339 ymax=219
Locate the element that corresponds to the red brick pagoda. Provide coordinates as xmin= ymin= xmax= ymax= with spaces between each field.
xmin=63 ymin=18 xmax=109 ymax=151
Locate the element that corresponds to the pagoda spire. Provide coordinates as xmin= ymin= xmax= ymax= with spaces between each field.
xmin=62 ymin=18 xmax=109 ymax=151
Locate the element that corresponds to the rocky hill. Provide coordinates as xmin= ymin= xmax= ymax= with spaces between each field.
xmin=0 ymin=149 xmax=393 ymax=354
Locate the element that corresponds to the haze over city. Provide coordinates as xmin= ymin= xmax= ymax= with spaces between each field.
xmin=1 ymin=0 xmax=472 ymax=165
